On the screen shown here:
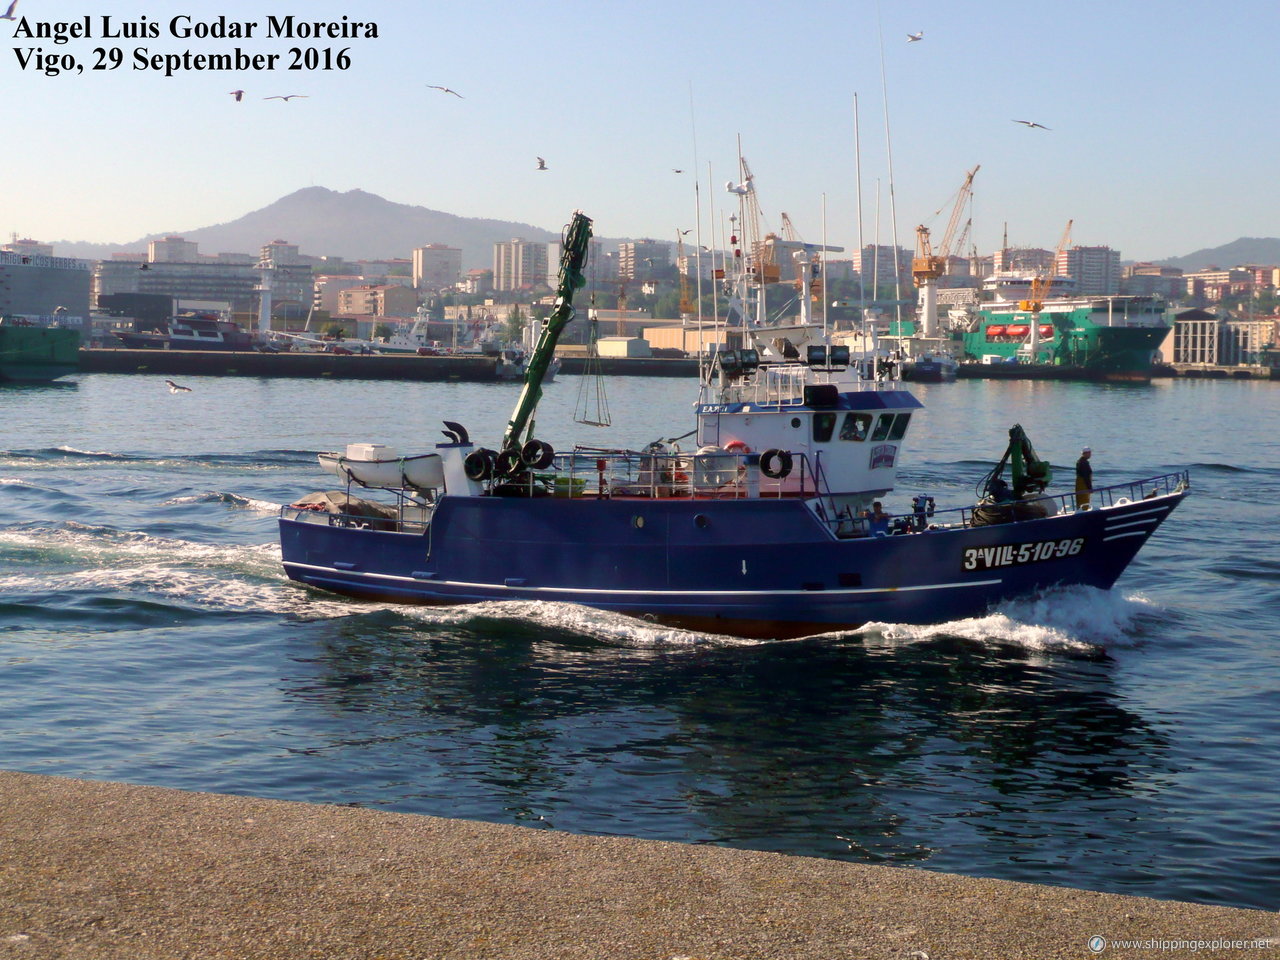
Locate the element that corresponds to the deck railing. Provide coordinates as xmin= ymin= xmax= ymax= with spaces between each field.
xmin=281 ymin=462 xmax=1189 ymax=540
xmin=819 ymin=471 xmax=1190 ymax=539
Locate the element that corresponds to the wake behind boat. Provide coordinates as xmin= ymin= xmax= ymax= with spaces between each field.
xmin=278 ymin=206 xmax=1189 ymax=639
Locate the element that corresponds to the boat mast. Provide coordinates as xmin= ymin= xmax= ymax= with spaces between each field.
xmin=876 ymin=9 xmax=905 ymax=323
xmin=501 ymin=212 xmax=593 ymax=454
xmin=854 ymin=92 xmax=866 ymax=325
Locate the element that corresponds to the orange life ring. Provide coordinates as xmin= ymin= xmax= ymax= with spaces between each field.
xmin=724 ymin=440 xmax=751 ymax=454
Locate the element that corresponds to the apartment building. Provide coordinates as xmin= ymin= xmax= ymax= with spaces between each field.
xmin=336 ymin=283 xmax=418 ymax=317
xmin=412 ymin=244 xmax=462 ymax=291
xmin=493 ymin=238 xmax=549 ymax=291
xmin=617 ymin=240 xmax=671 ymax=281
xmin=1058 ymin=245 xmax=1121 ymax=296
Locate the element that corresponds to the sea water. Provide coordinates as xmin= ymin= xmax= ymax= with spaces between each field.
xmin=0 ymin=373 xmax=1276 ymax=910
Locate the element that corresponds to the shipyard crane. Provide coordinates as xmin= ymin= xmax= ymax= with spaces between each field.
xmin=675 ymin=230 xmax=695 ymax=320
xmin=727 ymin=154 xmax=777 ymax=291
xmin=780 ymin=212 xmax=825 ymax=305
xmin=779 ymin=212 xmax=801 ymax=242
xmin=615 ymin=277 xmax=629 ymax=335
xmin=1018 ymin=219 xmax=1073 ymax=362
xmin=912 ymin=165 xmax=979 ymax=338
xmin=1020 ymin=219 xmax=1073 ymax=314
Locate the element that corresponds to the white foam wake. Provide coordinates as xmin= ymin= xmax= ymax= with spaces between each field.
xmin=856 ymin=585 xmax=1156 ymax=653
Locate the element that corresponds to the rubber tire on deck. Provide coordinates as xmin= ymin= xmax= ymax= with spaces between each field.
xmin=760 ymin=448 xmax=793 ymax=479
xmin=464 ymin=448 xmax=496 ymax=481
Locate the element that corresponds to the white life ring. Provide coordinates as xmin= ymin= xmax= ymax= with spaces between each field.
xmin=1116 ymin=497 xmax=1131 ymax=506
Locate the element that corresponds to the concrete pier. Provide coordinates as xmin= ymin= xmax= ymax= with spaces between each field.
xmin=77 ymin=348 xmax=699 ymax=380
xmin=1 ymin=771 xmax=1274 ymax=959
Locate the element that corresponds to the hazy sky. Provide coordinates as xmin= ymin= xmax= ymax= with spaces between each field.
xmin=5 ymin=0 xmax=1277 ymax=262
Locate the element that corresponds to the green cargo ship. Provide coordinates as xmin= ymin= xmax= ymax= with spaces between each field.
xmin=960 ymin=295 xmax=1171 ymax=381
xmin=0 ymin=318 xmax=81 ymax=383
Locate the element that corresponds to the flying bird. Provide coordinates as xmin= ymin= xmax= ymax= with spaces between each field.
xmin=725 ymin=177 xmax=753 ymax=196
xmin=426 ymin=85 xmax=463 ymax=97
xmin=0 ymin=1 xmax=19 ymax=21
xmin=536 ymin=157 xmax=548 ymax=170
xmin=907 ymin=30 xmax=923 ymax=41
xmin=679 ymin=229 xmax=691 ymax=236
xmin=672 ymin=168 xmax=684 ymax=173
xmin=1013 ymin=119 xmax=1050 ymax=129
xmin=264 ymin=94 xmax=308 ymax=102
xmin=165 ymin=379 xmax=193 ymax=393
xmin=229 ymin=89 xmax=244 ymax=102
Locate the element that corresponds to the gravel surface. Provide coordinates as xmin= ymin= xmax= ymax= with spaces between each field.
xmin=0 ymin=771 xmax=1275 ymax=959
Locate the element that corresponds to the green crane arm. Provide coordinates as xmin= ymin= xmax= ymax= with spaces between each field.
xmin=982 ymin=423 xmax=1053 ymax=500
xmin=501 ymin=211 xmax=593 ymax=453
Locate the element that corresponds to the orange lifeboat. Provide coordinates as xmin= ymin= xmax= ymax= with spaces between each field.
xmin=1005 ymin=324 xmax=1030 ymax=337
xmin=985 ymin=325 xmax=1006 ymax=338
xmin=1039 ymin=324 xmax=1055 ymax=338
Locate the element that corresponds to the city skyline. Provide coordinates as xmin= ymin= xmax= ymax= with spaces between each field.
xmin=5 ymin=0 xmax=1280 ymax=263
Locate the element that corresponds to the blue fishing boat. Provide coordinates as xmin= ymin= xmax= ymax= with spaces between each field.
xmin=278 ymin=211 xmax=1189 ymax=639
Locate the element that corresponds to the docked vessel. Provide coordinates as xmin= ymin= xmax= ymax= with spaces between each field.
xmin=0 ymin=316 xmax=80 ymax=383
xmin=279 ymin=207 xmax=1189 ymax=639
xmin=899 ymin=351 xmax=959 ymax=382
xmin=959 ymin=273 xmax=1172 ymax=381
xmin=113 ymin=312 xmax=256 ymax=351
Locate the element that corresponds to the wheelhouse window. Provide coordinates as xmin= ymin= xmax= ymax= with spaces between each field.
xmin=888 ymin=413 xmax=912 ymax=441
xmin=813 ymin=412 xmax=837 ymax=443
xmin=840 ymin=412 xmax=871 ymax=441
xmin=870 ymin=413 xmax=894 ymax=442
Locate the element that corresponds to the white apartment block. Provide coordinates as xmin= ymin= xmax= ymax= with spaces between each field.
xmin=412 ymin=244 xmax=462 ymax=291
xmin=617 ymin=240 xmax=671 ymax=280
xmin=148 ymin=236 xmax=200 ymax=263
xmin=1058 ymin=245 xmax=1121 ymax=296
xmin=260 ymin=240 xmax=301 ymax=267
xmin=493 ymin=238 xmax=549 ymax=292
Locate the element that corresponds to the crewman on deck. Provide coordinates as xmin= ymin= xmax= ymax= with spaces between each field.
xmin=865 ymin=501 xmax=891 ymax=536
xmin=1075 ymin=447 xmax=1093 ymax=508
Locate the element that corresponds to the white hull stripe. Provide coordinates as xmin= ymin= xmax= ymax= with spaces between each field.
xmin=283 ymin=562 xmax=1002 ymax=598
xmin=1105 ymin=504 xmax=1172 ymax=520
xmin=1104 ymin=517 xmax=1164 ymax=533
xmin=1102 ymin=531 xmax=1152 ymax=542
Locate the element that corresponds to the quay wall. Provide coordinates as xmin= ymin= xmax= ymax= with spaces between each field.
xmin=76 ymin=349 xmax=1279 ymax=383
xmin=1 ymin=771 xmax=1274 ymax=960
xmin=78 ymin=348 xmax=699 ymax=380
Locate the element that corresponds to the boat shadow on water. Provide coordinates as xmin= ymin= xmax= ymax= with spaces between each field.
xmin=277 ymin=602 xmax=1173 ymax=869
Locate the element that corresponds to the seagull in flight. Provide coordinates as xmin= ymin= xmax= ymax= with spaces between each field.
xmin=165 ymin=379 xmax=193 ymax=393
xmin=536 ymin=157 xmax=548 ymax=170
xmin=907 ymin=30 xmax=923 ymax=41
xmin=1013 ymin=119 xmax=1050 ymax=129
xmin=229 ymin=89 xmax=244 ymax=102
xmin=427 ymin=85 xmax=462 ymax=98
xmin=672 ymin=168 xmax=684 ymax=173
xmin=0 ymin=1 xmax=19 ymax=21
xmin=264 ymin=94 xmax=308 ymax=102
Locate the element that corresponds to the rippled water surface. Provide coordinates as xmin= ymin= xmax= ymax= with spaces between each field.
xmin=1 ymin=373 xmax=1277 ymax=910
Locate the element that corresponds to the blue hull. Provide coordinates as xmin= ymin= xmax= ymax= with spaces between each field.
xmin=280 ymin=490 xmax=1186 ymax=639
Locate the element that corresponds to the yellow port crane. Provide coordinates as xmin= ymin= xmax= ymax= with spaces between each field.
xmin=1019 ymin=219 xmax=1073 ymax=314
xmin=1016 ymin=219 xmax=1073 ymax=363
xmin=912 ymin=164 xmax=980 ymax=337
